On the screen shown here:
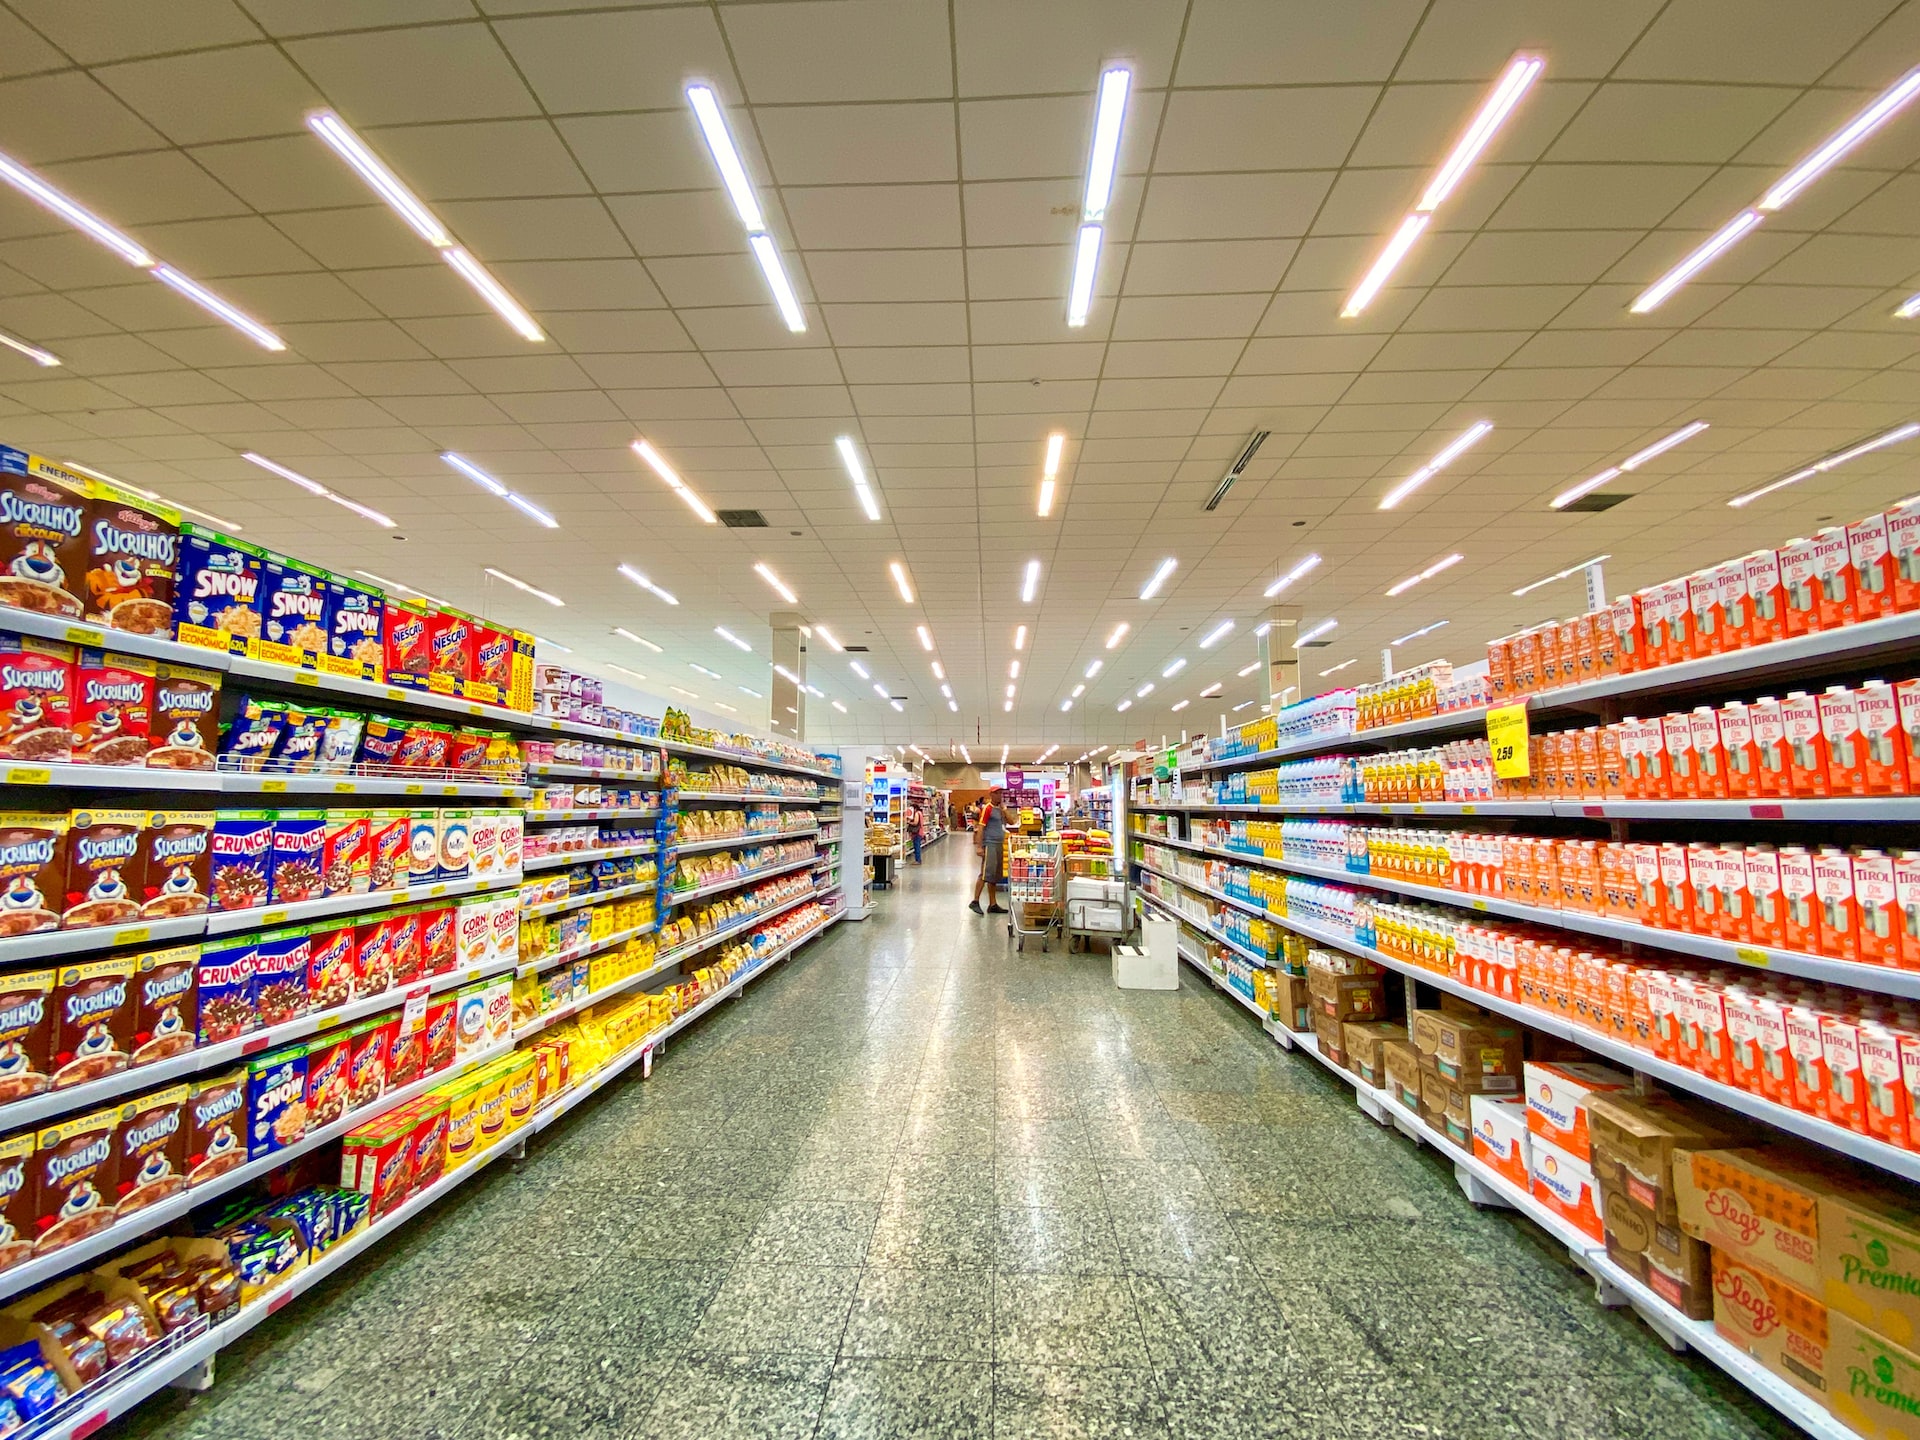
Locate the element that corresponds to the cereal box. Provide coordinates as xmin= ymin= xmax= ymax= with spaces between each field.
xmin=0 ymin=635 xmax=74 ymax=762
xmin=196 ymin=936 xmax=257 ymax=1044
xmin=31 ymin=1102 xmax=126 ymax=1253
xmin=306 ymin=923 xmax=356 ymax=1010
xmin=454 ymin=982 xmax=491 ymax=1061
xmin=422 ymin=996 xmax=457 ymax=1075
xmin=419 ymin=903 xmax=456 ymax=976
xmin=146 ymin=661 xmax=218 ymax=771
xmin=340 ymin=1103 xmax=414 ymax=1219
xmin=303 ymin=1032 xmax=351 ymax=1128
xmin=488 ymin=893 xmax=518 ymax=966
xmin=130 ymin=944 xmax=197 ymax=1065
xmin=138 ymin=810 xmax=211 ymax=918
xmin=343 ymin=1014 xmax=396 ymax=1113
xmin=61 ymin=809 xmax=144 ymax=929
xmin=367 ymin=810 xmax=409 ymax=892
xmin=426 ymin=610 xmax=473 ymax=698
xmin=382 ymin=597 xmax=430 ymax=690
xmin=438 ymin=812 xmax=470 ymax=881
xmin=409 ymin=1096 xmax=450 ymax=1194
xmin=84 ymin=483 xmax=178 ymax=636
xmin=385 ymin=1010 xmax=425 ymax=1090
xmin=115 ymin=1082 xmax=188 ymax=1214
xmin=466 ymin=623 xmax=512 ymax=706
xmin=268 ymin=811 xmax=327 ymax=904
xmin=322 ymin=811 xmax=370 ymax=896
xmin=71 ymin=650 xmax=153 ymax=766
xmin=0 ymin=450 xmax=88 ymax=620
xmin=183 ymin=1069 xmax=245 ymax=1186
xmin=173 ymin=525 xmax=263 ymax=656
xmin=210 ymin=810 xmax=273 ymax=912
xmin=387 ymin=907 xmax=422 ymax=988
xmin=0 ymin=1133 xmax=29 ymax=1273
xmin=355 ymin=917 xmax=393 ymax=996
xmin=252 ymin=926 xmax=312 ymax=1027
xmin=49 ymin=955 xmax=134 ymax=1088
xmin=408 ymin=811 xmax=441 ymax=885
xmin=321 ymin=572 xmax=384 ymax=683
xmin=255 ymin=552 xmax=329 ymax=669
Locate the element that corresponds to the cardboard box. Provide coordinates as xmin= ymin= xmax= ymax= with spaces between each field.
xmin=1307 ymin=966 xmax=1385 ymax=1022
xmin=1419 ymin=1068 xmax=1449 ymax=1137
xmin=1531 ymin=1132 xmax=1603 ymax=1241
xmin=1384 ymin=1039 xmax=1423 ymax=1110
xmin=1343 ymin=1021 xmax=1406 ymax=1090
xmin=1311 ymin=1009 xmax=1348 ymax=1068
xmin=1441 ymin=1082 xmax=1476 ymax=1150
xmin=1712 ymin=1249 xmax=1829 ymax=1407
xmin=1674 ymin=1147 xmax=1829 ymax=1295
xmin=1821 ymin=1184 xmax=1920 ymax=1348
xmin=1524 ymin=1060 xmax=1631 ymax=1161
xmin=1600 ymin=1175 xmax=1714 ymax=1318
xmin=1586 ymin=1092 xmax=1748 ymax=1222
xmin=1471 ymin=1095 xmax=1530 ymax=1191
xmin=1430 ymin=1014 xmax=1523 ymax=1091
xmin=1267 ymin=971 xmax=1311 ymax=1033
xmin=1829 ymin=1310 xmax=1920 ymax=1440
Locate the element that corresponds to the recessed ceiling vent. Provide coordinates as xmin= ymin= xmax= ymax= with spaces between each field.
xmin=1297 ymin=638 xmax=1334 ymax=648
xmin=1560 ymin=492 xmax=1632 ymax=513
xmin=717 ymin=509 xmax=767 ymax=527
xmin=1203 ymin=430 xmax=1271 ymax=511
xmin=844 ymin=645 xmax=869 ymax=652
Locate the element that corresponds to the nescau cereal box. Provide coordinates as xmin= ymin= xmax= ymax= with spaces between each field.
xmin=173 ymin=524 xmax=264 ymax=657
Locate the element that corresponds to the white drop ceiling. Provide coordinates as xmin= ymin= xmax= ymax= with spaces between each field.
xmin=0 ymin=0 xmax=1918 ymax=767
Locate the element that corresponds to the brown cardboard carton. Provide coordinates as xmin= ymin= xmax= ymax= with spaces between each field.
xmin=1343 ymin=1021 xmax=1406 ymax=1090
xmin=1383 ymin=1040 xmax=1422 ymax=1109
xmin=1821 ymin=1185 xmax=1920 ymax=1349
xmin=1586 ymin=1093 xmax=1749 ymax=1223
xmin=1410 ymin=1008 xmax=1452 ymax=1056
xmin=1441 ymin=1082 xmax=1476 ymax=1150
xmin=1712 ymin=1249 xmax=1828 ymax=1408
xmin=1311 ymin=1009 xmax=1347 ymax=1068
xmin=1268 ymin=971 xmax=1311 ymax=1033
xmin=1674 ymin=1146 xmax=1832 ymax=1295
xmin=1829 ymin=1310 xmax=1920 ymax=1439
xmin=1600 ymin=1176 xmax=1713 ymax=1318
xmin=1306 ymin=966 xmax=1384 ymax=1022
xmin=1431 ymin=1014 xmax=1523 ymax=1089
xmin=1419 ymin=1068 xmax=1449 ymax=1136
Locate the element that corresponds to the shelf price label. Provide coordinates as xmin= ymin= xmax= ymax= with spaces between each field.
xmin=1486 ymin=703 xmax=1531 ymax=779
xmin=3 ymin=767 xmax=51 ymax=786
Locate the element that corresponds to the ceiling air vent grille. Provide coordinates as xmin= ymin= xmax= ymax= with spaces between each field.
xmin=1297 ymin=638 xmax=1334 ymax=648
xmin=717 ymin=509 xmax=767 ymax=527
xmin=1560 ymin=492 xmax=1632 ymax=513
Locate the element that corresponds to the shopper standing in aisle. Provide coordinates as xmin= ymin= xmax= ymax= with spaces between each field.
xmin=969 ymin=787 xmax=1007 ymax=914
xmin=908 ymin=805 xmax=923 ymax=865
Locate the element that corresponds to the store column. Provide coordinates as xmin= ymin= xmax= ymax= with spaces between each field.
xmin=770 ymin=610 xmax=805 ymax=739
xmin=1255 ymin=603 xmax=1302 ymax=708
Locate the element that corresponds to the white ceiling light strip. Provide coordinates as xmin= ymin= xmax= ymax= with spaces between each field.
xmin=1320 ymin=659 xmax=1358 ymax=677
xmin=308 ymin=113 xmax=540 ymax=343
xmin=484 ymin=567 xmax=563 ymax=607
xmin=1084 ymin=659 xmax=1103 ymax=678
xmin=1513 ymin=553 xmax=1611 ymax=599
xmin=687 ymin=85 xmax=806 ymax=333
xmin=1385 ymin=553 xmax=1463 ymax=598
xmin=1293 ymin=619 xmax=1338 ymax=648
xmin=1104 ymin=623 xmax=1129 ymax=650
xmin=1170 ymin=699 xmax=1190 ymax=713
xmin=0 ymin=148 xmax=284 ymax=350
xmin=1896 ymin=293 xmax=1920 ymax=320
xmin=613 ymin=627 xmax=663 ymax=652
xmin=1549 ymin=420 xmax=1710 ymax=509
xmin=632 ymin=440 xmax=718 ymax=524
xmin=715 ymin=626 xmax=752 ymax=652
xmin=1014 ymin=626 xmax=1028 ymax=651
xmin=889 ymin=562 xmax=915 ymax=605
xmin=1038 ymin=433 xmax=1066 ymax=517
xmin=834 ymin=436 xmax=882 ymax=521
xmin=753 ymin=562 xmax=797 ymax=604
xmin=1021 ymin=560 xmax=1041 ymax=604
xmin=441 ymin=452 xmax=558 ymax=529
xmin=1379 ymin=421 xmax=1492 ymax=510
xmin=0 ymin=330 xmax=58 ymax=367
xmin=1067 ymin=67 xmax=1132 ymax=327
xmin=617 ymin=564 xmax=679 ymax=606
xmin=1342 ymin=54 xmax=1543 ymax=317
xmin=1198 ymin=620 xmax=1235 ymax=649
xmin=1391 ymin=619 xmax=1449 ymax=646
xmin=1727 ymin=423 xmax=1920 ymax=508
xmin=916 ymin=625 xmax=935 ymax=652
xmin=1632 ymin=67 xmax=1920 ymax=313
xmin=241 ymin=452 xmax=394 ymax=528
xmin=1198 ymin=682 xmax=1222 ymax=698
xmin=1138 ymin=557 xmax=1177 ymax=600
xmin=1160 ymin=658 xmax=1186 ymax=678
xmin=1263 ymin=553 xmax=1321 ymax=598
xmin=813 ymin=625 xmax=844 ymax=652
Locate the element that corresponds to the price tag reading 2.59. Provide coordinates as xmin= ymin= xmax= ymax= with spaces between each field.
xmin=1486 ymin=702 xmax=1531 ymax=779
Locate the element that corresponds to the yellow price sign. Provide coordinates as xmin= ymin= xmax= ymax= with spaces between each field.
xmin=1486 ymin=703 xmax=1531 ymax=779
xmin=4 ymin=767 xmax=51 ymax=786
xmin=261 ymin=778 xmax=288 ymax=793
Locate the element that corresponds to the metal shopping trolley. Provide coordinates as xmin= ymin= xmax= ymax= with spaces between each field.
xmin=1007 ymin=835 xmax=1063 ymax=951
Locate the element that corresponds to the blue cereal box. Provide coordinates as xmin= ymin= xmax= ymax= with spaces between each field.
xmin=251 ymin=925 xmax=311 ymax=1028
xmin=255 ymin=553 xmax=329 ymax=670
xmin=196 ymin=936 xmax=257 ymax=1044
xmin=246 ymin=1044 xmax=308 ymax=1159
xmin=322 ymin=573 xmax=384 ymax=684
xmin=173 ymin=525 xmax=263 ymax=658
xmin=267 ymin=811 xmax=327 ymax=905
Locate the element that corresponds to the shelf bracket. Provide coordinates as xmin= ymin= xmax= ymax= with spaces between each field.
xmin=1453 ymin=1161 xmax=1512 ymax=1210
xmin=170 ymin=1355 xmax=216 ymax=1392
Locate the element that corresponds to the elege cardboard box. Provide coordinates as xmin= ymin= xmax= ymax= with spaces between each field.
xmin=1712 ymin=1250 xmax=1829 ymax=1409
xmin=1674 ymin=1146 xmax=1830 ymax=1296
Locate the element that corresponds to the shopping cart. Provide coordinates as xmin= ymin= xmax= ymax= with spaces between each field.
xmin=1007 ymin=836 xmax=1063 ymax=952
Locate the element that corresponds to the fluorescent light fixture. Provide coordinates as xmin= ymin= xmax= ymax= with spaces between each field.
xmin=715 ymin=626 xmax=751 ymax=652
xmin=613 ymin=627 xmax=662 ymax=652
xmin=0 ymin=331 xmax=58 ymax=366
xmin=1549 ymin=421 xmax=1709 ymax=509
xmin=773 ymin=663 xmax=800 ymax=684
xmin=1083 ymin=68 xmax=1131 ymax=220
xmin=1138 ymin=557 xmax=1176 ymax=600
xmin=1293 ymin=619 xmax=1338 ymax=648
xmin=1385 ymin=553 xmax=1463 ymax=597
xmin=873 ymin=683 xmax=889 ymax=700
xmin=932 ymin=661 xmax=945 ymax=680
xmin=1117 ymin=699 xmax=1132 ymax=712
xmin=1418 ymin=55 xmax=1545 ymax=212
xmin=671 ymin=686 xmax=698 ymax=699
xmin=1254 ymin=622 xmax=1271 ymax=638
xmin=961 ymin=746 xmax=971 ymax=763
xmin=307 ymin=112 xmax=449 ymax=247
xmin=617 ymin=564 xmax=679 ymax=606
xmin=835 ymin=435 xmax=882 ymax=521
xmin=441 ymin=453 xmax=557 ymax=528
xmin=889 ymin=561 xmax=915 ymax=604
xmin=1021 ymin=559 xmax=1041 ymax=603
xmin=1161 ymin=658 xmax=1186 ymax=678
xmin=1002 ymin=700 xmax=1012 ymax=712
xmin=1005 ymin=684 xmax=1016 ymax=699
xmin=1001 ymin=745 xmax=1010 ymax=762
xmin=753 ymin=562 xmax=797 ymax=604
xmin=814 ymin=625 xmax=844 ymax=652
xmin=632 ymin=440 xmax=718 ymax=524
xmin=1762 ymin=67 xmax=1920 ymax=211
xmin=690 ymin=663 xmax=721 ymax=679
xmin=1631 ymin=210 xmax=1762 ymax=314
xmin=1060 ymin=699 xmax=1073 ymax=712
xmin=1232 ymin=700 xmax=1255 ymax=712
xmin=1342 ymin=213 xmax=1429 ymax=318
xmin=528 ymin=634 xmax=569 ymax=654
xmin=483 ymin=567 xmax=563 ymax=607
xmin=1071 ymin=683 xmax=1086 ymax=698
xmin=1009 ymin=660 xmax=1021 ymax=679
xmin=1513 ymin=554 xmax=1611 ymax=598
xmin=1897 ymin=293 xmax=1920 ymax=320
xmin=916 ymin=625 xmax=934 ymax=652
xmin=604 ymin=662 xmax=648 ymax=683
xmin=1083 ymin=660 xmax=1103 ymax=681
xmin=442 ymin=247 xmax=542 ymax=342
xmin=739 ymin=686 xmax=763 ymax=697
xmin=1728 ymin=423 xmax=1920 ymax=508
xmin=241 ymin=453 xmax=393 ymax=527
xmin=850 ymin=661 xmax=870 ymax=679
xmin=1014 ymin=625 xmax=1028 ymax=651
xmin=1237 ymin=662 xmax=1259 ymax=678
xmin=153 ymin=266 xmax=285 ymax=350
xmin=1038 ymin=433 xmax=1066 ymax=519
xmin=504 ymin=493 xmax=558 ymax=528
xmin=356 ymin=570 xmax=443 ymax=606
xmin=712 ymin=702 xmax=737 ymax=714
xmin=1171 ymin=699 xmax=1190 ymax=713
xmin=1379 ymin=421 xmax=1492 ymax=510
xmin=832 ymin=700 xmax=847 ymax=713
xmin=1392 ymin=619 xmax=1450 ymax=646
xmin=1199 ymin=682 xmax=1222 ymax=698
xmin=1198 ymin=620 xmax=1234 ymax=649
xmin=1135 ymin=682 xmax=1154 ymax=698
xmin=749 ymin=233 xmax=806 ymax=333
xmin=0 ymin=148 xmax=153 ymax=266
xmin=1105 ymin=624 xmax=1128 ymax=650
xmin=940 ymin=683 xmax=952 ymax=698
xmin=803 ymin=684 xmax=825 ymax=698
xmin=1067 ymin=224 xmax=1102 ymax=327
xmin=948 ymin=700 xmax=958 ymax=712
xmin=1263 ymin=553 xmax=1322 ymax=598
xmin=685 ymin=85 xmax=764 ymax=231
xmin=1037 ymin=478 xmax=1056 ymax=518
xmin=1320 ymin=659 xmax=1358 ymax=677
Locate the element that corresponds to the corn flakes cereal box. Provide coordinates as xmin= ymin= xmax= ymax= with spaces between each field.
xmin=173 ymin=525 xmax=263 ymax=657
xmin=321 ymin=572 xmax=384 ymax=683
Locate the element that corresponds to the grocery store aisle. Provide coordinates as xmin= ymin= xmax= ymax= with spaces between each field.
xmin=120 ymin=846 xmax=1788 ymax=1440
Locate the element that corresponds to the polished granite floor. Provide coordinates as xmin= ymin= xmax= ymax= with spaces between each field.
xmin=119 ymin=840 xmax=1795 ymax=1439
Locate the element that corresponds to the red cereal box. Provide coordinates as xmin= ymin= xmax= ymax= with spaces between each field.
xmin=306 ymin=923 xmax=357 ymax=1009
xmin=340 ymin=1100 xmax=414 ymax=1219
xmin=72 ymin=650 xmax=153 ymax=766
xmin=385 ymin=1014 xmax=424 ymax=1090
xmin=421 ymin=996 xmax=456 ymax=1075
xmin=407 ymin=1097 xmax=449 ymax=1195
xmin=1811 ymin=526 xmax=1856 ymax=630
xmin=1850 ymin=512 xmax=1895 ymax=622
xmin=0 ymin=636 xmax=74 ymax=763
xmin=344 ymin=1013 xmax=398 ymax=1112
xmin=367 ymin=811 xmax=409 ymax=892
xmin=1778 ymin=537 xmax=1822 ymax=637
xmin=383 ymin=597 xmax=430 ymax=690
xmin=447 ymin=730 xmax=489 ymax=772
xmin=355 ymin=917 xmax=393 ymax=997
xmin=321 ymin=812 xmax=369 ymax=896
xmin=303 ymin=1032 xmax=351 ymax=1128
xmin=466 ymin=624 xmax=512 ymax=706
xmin=419 ymin=904 xmax=456 ymax=976
xmin=426 ymin=610 xmax=472 ymax=698
xmin=387 ymin=909 xmax=422 ymax=987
